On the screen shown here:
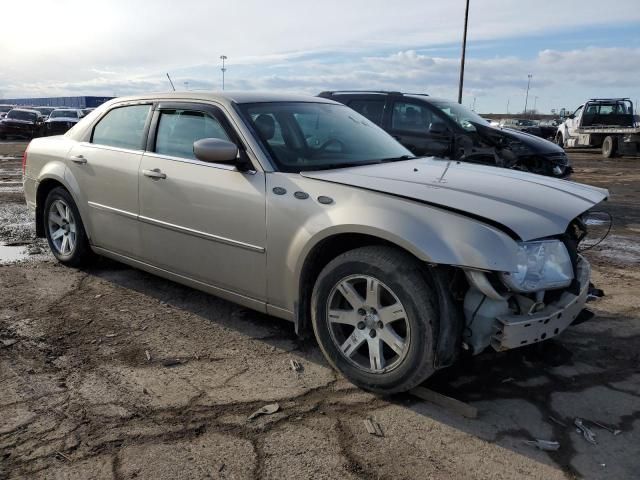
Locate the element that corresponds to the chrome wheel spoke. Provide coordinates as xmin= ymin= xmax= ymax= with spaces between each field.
xmin=378 ymin=304 xmax=406 ymax=325
xmin=338 ymin=281 xmax=364 ymax=309
xmin=49 ymin=212 xmax=64 ymax=227
xmin=368 ymin=338 xmax=385 ymax=370
xmin=51 ymin=228 xmax=65 ymax=240
xmin=61 ymin=235 xmax=69 ymax=254
xmin=55 ymin=202 xmax=66 ymax=220
xmin=68 ymin=233 xmax=76 ymax=251
xmin=328 ymin=309 xmax=361 ymax=326
xmin=378 ymin=327 xmax=406 ymax=356
xmin=340 ymin=330 xmax=366 ymax=358
xmin=365 ymin=277 xmax=381 ymax=309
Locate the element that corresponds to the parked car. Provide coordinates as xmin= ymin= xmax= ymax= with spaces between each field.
xmin=0 ymin=104 xmax=16 ymax=120
xmin=44 ymin=108 xmax=84 ymax=136
xmin=538 ymin=119 xmax=559 ymax=140
xmin=32 ymin=106 xmax=57 ymax=120
xmin=23 ymin=92 xmax=607 ymax=393
xmin=0 ymin=108 xmax=44 ymax=139
xmin=81 ymin=108 xmax=95 ymax=116
xmin=319 ymin=91 xmax=570 ymax=178
xmin=500 ymin=118 xmax=544 ymax=137
xmin=556 ymin=98 xmax=640 ymax=158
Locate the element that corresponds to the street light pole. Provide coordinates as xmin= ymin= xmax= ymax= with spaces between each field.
xmin=533 ymin=96 xmax=539 ymax=115
xmin=524 ymin=73 xmax=532 ymax=116
xmin=457 ymin=0 xmax=470 ymax=104
xmin=220 ymin=55 xmax=228 ymax=90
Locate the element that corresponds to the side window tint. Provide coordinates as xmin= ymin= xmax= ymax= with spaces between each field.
xmin=391 ymin=102 xmax=434 ymax=133
xmin=348 ymin=100 xmax=385 ymax=125
xmin=92 ymin=105 xmax=151 ymax=150
xmin=155 ymin=109 xmax=230 ymax=160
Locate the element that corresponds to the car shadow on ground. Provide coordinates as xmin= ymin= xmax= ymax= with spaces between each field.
xmin=82 ymin=255 xmax=639 ymax=479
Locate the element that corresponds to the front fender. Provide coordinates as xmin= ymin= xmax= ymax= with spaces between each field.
xmin=265 ymin=173 xmax=519 ymax=313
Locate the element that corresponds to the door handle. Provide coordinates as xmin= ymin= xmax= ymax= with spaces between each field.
xmin=143 ymin=168 xmax=167 ymax=179
xmin=70 ymin=155 xmax=87 ymax=164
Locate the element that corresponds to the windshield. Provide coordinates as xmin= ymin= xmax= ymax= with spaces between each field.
xmin=0 ymin=106 xmax=13 ymax=113
xmin=6 ymin=110 xmax=37 ymax=121
xmin=238 ymin=102 xmax=413 ymax=172
xmin=50 ymin=110 xmax=78 ymax=119
xmin=429 ymin=100 xmax=488 ymax=131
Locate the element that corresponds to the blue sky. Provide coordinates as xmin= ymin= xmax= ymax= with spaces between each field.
xmin=1 ymin=0 xmax=640 ymax=113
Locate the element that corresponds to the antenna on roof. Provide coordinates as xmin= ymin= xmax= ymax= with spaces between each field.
xmin=166 ymin=73 xmax=176 ymax=91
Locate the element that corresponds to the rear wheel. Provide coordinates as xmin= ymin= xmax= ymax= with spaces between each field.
xmin=311 ymin=246 xmax=439 ymax=393
xmin=44 ymin=187 xmax=93 ymax=267
xmin=602 ymin=136 xmax=618 ymax=158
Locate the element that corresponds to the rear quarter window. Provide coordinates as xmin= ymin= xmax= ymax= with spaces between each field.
xmin=92 ymin=105 xmax=151 ymax=150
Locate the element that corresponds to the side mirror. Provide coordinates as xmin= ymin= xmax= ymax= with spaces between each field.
xmin=568 ymin=114 xmax=575 ymax=119
xmin=428 ymin=123 xmax=448 ymax=135
xmin=193 ymin=138 xmax=238 ymax=163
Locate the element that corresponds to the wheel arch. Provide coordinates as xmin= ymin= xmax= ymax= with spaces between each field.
xmin=294 ymin=232 xmax=465 ymax=369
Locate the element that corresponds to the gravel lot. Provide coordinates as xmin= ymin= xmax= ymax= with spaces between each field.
xmin=1 ymin=142 xmax=638 ymax=479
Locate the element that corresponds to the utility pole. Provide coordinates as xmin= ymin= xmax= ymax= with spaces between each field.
xmin=472 ymin=96 xmax=476 ymax=111
xmin=533 ymin=96 xmax=539 ymax=116
xmin=524 ymin=73 xmax=532 ymax=115
xmin=457 ymin=0 xmax=470 ymax=104
xmin=220 ymin=55 xmax=228 ymax=90
xmin=506 ymin=98 xmax=510 ymax=114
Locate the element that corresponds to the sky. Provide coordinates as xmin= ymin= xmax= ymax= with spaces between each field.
xmin=1 ymin=0 xmax=640 ymax=113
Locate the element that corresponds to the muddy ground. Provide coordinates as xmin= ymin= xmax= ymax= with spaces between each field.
xmin=1 ymin=141 xmax=638 ymax=479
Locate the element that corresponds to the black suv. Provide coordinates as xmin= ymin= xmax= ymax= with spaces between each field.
xmin=318 ymin=91 xmax=570 ymax=178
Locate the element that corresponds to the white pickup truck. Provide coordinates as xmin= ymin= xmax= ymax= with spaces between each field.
xmin=556 ymin=98 xmax=640 ymax=158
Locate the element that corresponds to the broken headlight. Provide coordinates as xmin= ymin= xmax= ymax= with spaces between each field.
xmin=500 ymin=240 xmax=573 ymax=292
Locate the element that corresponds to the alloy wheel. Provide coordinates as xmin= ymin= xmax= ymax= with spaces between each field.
xmin=326 ymin=274 xmax=410 ymax=373
xmin=47 ymin=199 xmax=77 ymax=256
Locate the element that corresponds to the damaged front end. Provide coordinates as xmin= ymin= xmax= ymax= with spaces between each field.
xmin=460 ymin=218 xmax=592 ymax=354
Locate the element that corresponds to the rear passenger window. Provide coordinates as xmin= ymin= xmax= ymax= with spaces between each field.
xmin=348 ymin=100 xmax=385 ymax=125
xmin=155 ymin=110 xmax=230 ymax=160
xmin=92 ymin=105 xmax=151 ymax=150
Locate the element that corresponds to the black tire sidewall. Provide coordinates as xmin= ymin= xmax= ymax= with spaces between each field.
xmin=602 ymin=136 xmax=616 ymax=158
xmin=44 ymin=187 xmax=91 ymax=267
xmin=311 ymin=247 xmax=437 ymax=393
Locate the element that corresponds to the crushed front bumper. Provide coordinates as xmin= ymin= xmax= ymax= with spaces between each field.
xmin=491 ymin=258 xmax=591 ymax=351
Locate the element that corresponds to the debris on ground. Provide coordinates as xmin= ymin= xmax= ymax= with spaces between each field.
xmin=248 ymin=403 xmax=280 ymax=420
xmin=410 ymin=386 xmax=478 ymax=419
xmin=575 ymin=418 xmax=597 ymax=444
xmin=364 ymin=418 xmax=384 ymax=437
xmin=290 ymin=359 xmax=303 ymax=372
xmin=145 ymin=350 xmax=151 ymax=362
xmin=1 ymin=338 xmax=17 ymax=347
xmin=549 ymin=415 xmax=568 ymax=427
xmin=105 ymin=333 xmax=117 ymax=338
xmin=524 ymin=439 xmax=561 ymax=451
xmin=590 ymin=420 xmax=622 ymax=436
xmin=162 ymin=358 xmax=183 ymax=367
xmin=587 ymin=282 xmax=606 ymax=302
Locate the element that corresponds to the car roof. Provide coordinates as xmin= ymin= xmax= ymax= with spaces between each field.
xmin=109 ymin=91 xmax=337 ymax=107
xmin=11 ymin=108 xmax=40 ymax=114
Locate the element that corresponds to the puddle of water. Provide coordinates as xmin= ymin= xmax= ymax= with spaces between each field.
xmin=0 ymin=244 xmax=30 ymax=263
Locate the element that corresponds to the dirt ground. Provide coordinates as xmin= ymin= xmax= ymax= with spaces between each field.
xmin=1 ymin=141 xmax=638 ymax=480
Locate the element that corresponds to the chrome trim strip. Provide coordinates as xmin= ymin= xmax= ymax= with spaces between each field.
xmin=87 ymin=201 xmax=138 ymax=219
xmin=143 ymin=151 xmax=242 ymax=172
xmin=138 ymin=215 xmax=265 ymax=253
xmin=78 ymin=142 xmax=144 ymax=155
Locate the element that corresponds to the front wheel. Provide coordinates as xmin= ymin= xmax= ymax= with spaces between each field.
xmin=44 ymin=187 xmax=93 ymax=267
xmin=311 ymin=246 xmax=439 ymax=394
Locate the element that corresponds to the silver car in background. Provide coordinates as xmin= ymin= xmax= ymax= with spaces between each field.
xmin=23 ymin=92 xmax=608 ymax=393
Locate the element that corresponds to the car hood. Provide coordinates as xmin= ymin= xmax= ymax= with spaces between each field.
xmin=476 ymin=124 xmax=563 ymax=154
xmin=301 ymin=158 xmax=608 ymax=241
xmin=2 ymin=119 xmax=36 ymax=125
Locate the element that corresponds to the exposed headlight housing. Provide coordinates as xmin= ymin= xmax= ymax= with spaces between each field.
xmin=500 ymin=240 xmax=573 ymax=292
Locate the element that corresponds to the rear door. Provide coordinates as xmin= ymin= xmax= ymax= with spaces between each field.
xmin=388 ymin=101 xmax=451 ymax=156
xmin=65 ymin=103 xmax=152 ymax=257
xmin=137 ymin=102 xmax=267 ymax=301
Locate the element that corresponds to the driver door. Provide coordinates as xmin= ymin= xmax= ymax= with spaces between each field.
xmin=566 ymin=106 xmax=583 ymax=138
xmin=137 ymin=102 xmax=267 ymax=301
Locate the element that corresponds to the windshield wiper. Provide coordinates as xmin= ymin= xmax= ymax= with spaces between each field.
xmin=378 ymin=155 xmax=417 ymax=162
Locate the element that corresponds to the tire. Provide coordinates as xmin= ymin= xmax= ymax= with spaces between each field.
xmin=602 ymin=136 xmax=617 ymax=158
xmin=44 ymin=187 xmax=93 ymax=267
xmin=311 ymin=246 xmax=439 ymax=394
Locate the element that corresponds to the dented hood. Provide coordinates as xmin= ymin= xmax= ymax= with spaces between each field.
xmin=301 ymin=158 xmax=608 ymax=241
